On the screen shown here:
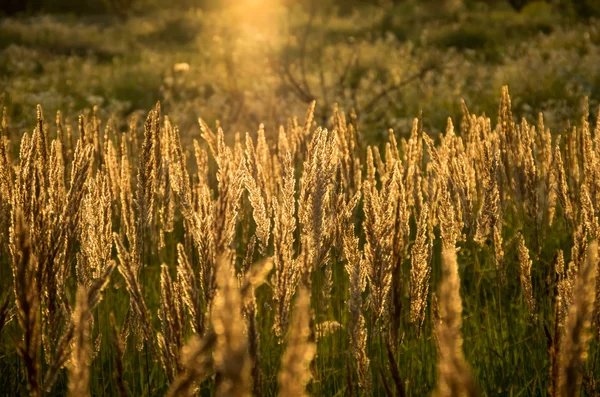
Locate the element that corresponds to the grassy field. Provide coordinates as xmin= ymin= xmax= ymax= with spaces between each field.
xmin=1 ymin=1 xmax=600 ymax=397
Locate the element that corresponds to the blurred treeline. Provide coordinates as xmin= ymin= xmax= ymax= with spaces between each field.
xmin=2 ymin=0 xmax=600 ymax=136
xmin=1 ymin=0 xmax=599 ymax=18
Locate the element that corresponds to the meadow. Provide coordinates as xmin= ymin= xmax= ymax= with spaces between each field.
xmin=1 ymin=1 xmax=600 ymax=396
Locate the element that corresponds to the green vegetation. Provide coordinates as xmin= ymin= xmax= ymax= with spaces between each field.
xmin=1 ymin=1 xmax=600 ymax=138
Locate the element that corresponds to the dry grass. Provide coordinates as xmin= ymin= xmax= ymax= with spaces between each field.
xmin=0 ymin=87 xmax=600 ymax=396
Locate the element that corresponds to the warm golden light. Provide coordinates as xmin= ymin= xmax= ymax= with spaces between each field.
xmin=226 ymin=0 xmax=281 ymax=33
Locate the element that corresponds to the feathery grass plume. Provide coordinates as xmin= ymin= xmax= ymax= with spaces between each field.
xmin=272 ymin=152 xmax=299 ymax=339
xmin=89 ymin=106 xmax=102 ymax=159
xmin=410 ymin=203 xmax=431 ymax=336
xmin=425 ymin=161 xmax=439 ymax=232
xmin=555 ymin=250 xmax=572 ymax=326
xmin=366 ymin=145 xmax=376 ymax=188
xmin=517 ymin=233 xmax=536 ymax=320
xmin=109 ymin=314 xmax=129 ymax=397
xmin=513 ymin=117 xmax=529 ymax=202
xmin=298 ymin=127 xmax=338 ymax=283
xmin=362 ymin=157 xmax=401 ymax=324
xmin=244 ymin=132 xmax=265 ymax=191
xmin=167 ymin=122 xmax=192 ymax=210
xmin=157 ymin=117 xmax=176 ymax=247
xmin=334 ymin=107 xmax=362 ymax=199
xmin=116 ymin=110 xmax=160 ymax=347
xmin=474 ymin=141 xmax=504 ymax=278
xmin=213 ymin=127 xmax=245 ymax=254
xmin=168 ymin=123 xmax=217 ymax=317
xmin=35 ymin=105 xmax=48 ymax=179
xmin=137 ymin=105 xmax=159 ymax=231
xmin=570 ymin=224 xmax=588 ymax=277
xmin=104 ymin=128 xmax=121 ymax=202
xmin=198 ymin=118 xmax=218 ymax=160
xmin=39 ymin=138 xmax=94 ymax=343
xmin=566 ymin=125 xmax=580 ymax=194
xmin=277 ymin=288 xmax=316 ymax=397
xmin=403 ymin=118 xmax=424 ymax=212
xmin=425 ymin=131 xmax=461 ymax=251
xmin=443 ymin=123 xmax=474 ymax=231
xmin=242 ymin=159 xmax=271 ymax=255
xmin=119 ymin=132 xmax=134 ymax=239
xmin=194 ymin=185 xmax=218 ymax=321
xmin=520 ymin=120 xmax=541 ymax=242
xmin=554 ymin=137 xmax=573 ymax=228
xmin=580 ymin=183 xmax=600 ymax=240
xmin=545 ymin=148 xmax=558 ymax=229
xmin=559 ymin=240 xmax=598 ymax=397
xmin=78 ymin=172 xmax=113 ymax=285
xmin=241 ymin=235 xmax=257 ymax=276
xmin=177 ymin=243 xmax=204 ymax=335
xmin=536 ymin=113 xmax=552 ymax=175
xmin=302 ymin=100 xmax=317 ymax=140
xmin=18 ymin=118 xmax=45 ymax=298
xmin=193 ymin=139 xmax=209 ymax=185
xmin=56 ymin=136 xmax=94 ymax=261
xmin=497 ymin=86 xmax=516 ymax=191
xmin=121 ymin=108 xmax=153 ymax=272
xmin=114 ymin=233 xmax=154 ymax=345
xmin=550 ymin=250 xmax=568 ymax=396
xmin=435 ymin=247 xmax=478 ymax=397
xmin=158 ymin=264 xmax=185 ymax=383
xmin=16 ymin=131 xmax=35 ymax=228
xmin=0 ymin=115 xmax=13 ymax=251
xmin=167 ymin=330 xmax=217 ymax=397
xmin=460 ymin=101 xmax=480 ymax=175
xmin=11 ymin=209 xmax=42 ymax=397
xmin=534 ymin=112 xmax=558 ymax=231
xmin=340 ymin=193 xmax=371 ymax=392
xmin=48 ymin=139 xmax=66 ymax=218
xmin=277 ymin=126 xmax=291 ymax=168
xmin=438 ymin=180 xmax=459 ymax=251
xmin=255 ymin=124 xmax=276 ymax=206
xmin=212 ymin=256 xmax=250 ymax=397
xmin=373 ymin=146 xmax=387 ymax=185
xmin=126 ymin=112 xmax=140 ymax=158
xmin=581 ymin=98 xmax=597 ymax=201
xmin=389 ymin=160 xmax=410 ymax=344
xmin=68 ymin=288 xmax=92 ymax=397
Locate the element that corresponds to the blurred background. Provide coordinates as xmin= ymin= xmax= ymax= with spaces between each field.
xmin=1 ymin=0 xmax=599 ymax=141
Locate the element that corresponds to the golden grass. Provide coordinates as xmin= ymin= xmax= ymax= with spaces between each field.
xmin=0 ymin=86 xmax=599 ymax=396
